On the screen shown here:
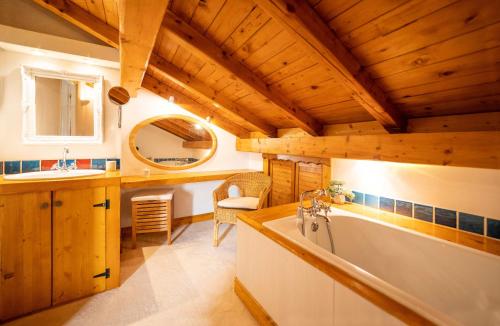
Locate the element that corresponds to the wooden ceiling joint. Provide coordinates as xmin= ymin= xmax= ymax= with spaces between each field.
xmin=253 ymin=0 xmax=406 ymax=133
xmin=161 ymin=10 xmax=323 ymax=136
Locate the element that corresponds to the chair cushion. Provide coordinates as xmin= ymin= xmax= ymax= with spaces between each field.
xmin=217 ymin=197 xmax=259 ymax=210
xmin=131 ymin=189 xmax=174 ymax=202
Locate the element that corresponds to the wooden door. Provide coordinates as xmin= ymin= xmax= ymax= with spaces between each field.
xmin=270 ymin=160 xmax=295 ymax=206
xmin=295 ymin=162 xmax=329 ymax=201
xmin=52 ymin=187 xmax=107 ymax=305
xmin=0 ymin=192 xmax=52 ymax=321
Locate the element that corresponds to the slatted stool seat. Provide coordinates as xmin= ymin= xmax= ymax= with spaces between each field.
xmin=131 ymin=189 xmax=174 ymax=248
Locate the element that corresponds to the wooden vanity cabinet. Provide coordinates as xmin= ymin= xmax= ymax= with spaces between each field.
xmin=0 ymin=181 xmax=120 ymax=321
xmin=0 ymin=192 xmax=52 ymax=320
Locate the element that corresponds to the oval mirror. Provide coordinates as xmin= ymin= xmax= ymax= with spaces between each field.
xmin=108 ymin=86 xmax=130 ymax=105
xmin=129 ymin=115 xmax=217 ymax=170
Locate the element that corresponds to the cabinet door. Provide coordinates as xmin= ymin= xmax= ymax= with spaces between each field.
xmin=295 ymin=162 xmax=329 ymax=201
xmin=52 ymin=187 xmax=106 ymax=305
xmin=270 ymin=160 xmax=295 ymax=206
xmin=0 ymin=192 xmax=52 ymax=321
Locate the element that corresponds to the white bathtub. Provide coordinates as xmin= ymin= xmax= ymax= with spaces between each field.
xmin=260 ymin=207 xmax=500 ymax=325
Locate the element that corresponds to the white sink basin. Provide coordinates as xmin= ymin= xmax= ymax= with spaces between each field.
xmin=3 ymin=169 xmax=105 ymax=181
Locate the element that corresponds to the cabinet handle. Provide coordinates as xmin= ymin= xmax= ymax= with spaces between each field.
xmin=40 ymin=202 xmax=49 ymax=209
xmin=53 ymin=200 xmax=63 ymax=207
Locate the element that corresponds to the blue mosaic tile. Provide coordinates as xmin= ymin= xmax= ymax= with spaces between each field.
xmin=352 ymin=191 xmax=364 ymax=205
xmin=0 ymin=161 xmax=3 ymax=175
xmin=396 ymin=200 xmax=413 ymax=217
xmin=21 ymin=160 xmax=40 ymax=173
xmin=414 ymin=204 xmax=433 ymax=222
xmin=459 ymin=213 xmax=484 ymax=235
xmin=435 ymin=208 xmax=457 ymax=228
xmin=107 ymin=158 xmax=120 ymax=170
xmin=487 ymin=219 xmax=500 ymax=239
xmin=4 ymin=161 xmax=21 ymax=175
xmin=379 ymin=197 xmax=395 ymax=213
xmin=364 ymin=194 xmax=379 ymax=209
xmin=58 ymin=159 xmax=76 ymax=169
xmin=92 ymin=158 xmax=106 ymax=170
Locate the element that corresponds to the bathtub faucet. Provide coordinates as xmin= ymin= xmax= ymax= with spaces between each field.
xmin=297 ymin=189 xmax=327 ymax=235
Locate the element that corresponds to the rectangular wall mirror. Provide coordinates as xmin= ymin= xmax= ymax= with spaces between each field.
xmin=21 ymin=66 xmax=104 ymax=143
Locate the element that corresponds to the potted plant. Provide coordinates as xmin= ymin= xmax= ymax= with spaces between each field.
xmin=327 ymin=180 xmax=354 ymax=205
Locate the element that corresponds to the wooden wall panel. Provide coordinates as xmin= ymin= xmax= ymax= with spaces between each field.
xmin=295 ymin=162 xmax=330 ymax=201
xmin=269 ymin=160 xmax=295 ymax=206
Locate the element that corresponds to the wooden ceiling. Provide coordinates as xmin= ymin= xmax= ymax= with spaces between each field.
xmin=152 ymin=118 xmax=211 ymax=141
xmin=34 ymin=0 xmax=500 ymax=139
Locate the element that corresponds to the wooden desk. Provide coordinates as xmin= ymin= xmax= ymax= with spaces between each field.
xmin=120 ymin=169 xmax=259 ymax=188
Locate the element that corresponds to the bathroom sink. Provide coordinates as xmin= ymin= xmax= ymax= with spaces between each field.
xmin=3 ymin=169 xmax=105 ymax=181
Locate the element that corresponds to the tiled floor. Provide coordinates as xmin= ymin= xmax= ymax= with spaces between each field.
xmin=7 ymin=221 xmax=257 ymax=326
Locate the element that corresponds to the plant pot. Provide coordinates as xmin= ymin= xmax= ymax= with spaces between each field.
xmin=333 ymin=194 xmax=346 ymax=205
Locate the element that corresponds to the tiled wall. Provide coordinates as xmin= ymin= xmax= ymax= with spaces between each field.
xmin=0 ymin=158 xmax=120 ymax=174
xmin=351 ymin=190 xmax=500 ymax=241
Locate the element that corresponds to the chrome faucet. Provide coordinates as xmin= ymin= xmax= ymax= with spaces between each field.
xmin=297 ymin=189 xmax=327 ymax=235
xmin=56 ymin=146 xmax=75 ymax=171
xmin=297 ymin=188 xmax=335 ymax=254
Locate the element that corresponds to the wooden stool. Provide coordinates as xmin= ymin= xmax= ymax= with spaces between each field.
xmin=131 ymin=189 xmax=174 ymax=248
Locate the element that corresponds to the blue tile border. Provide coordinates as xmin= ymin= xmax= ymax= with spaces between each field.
xmin=364 ymin=194 xmax=379 ymax=209
xmin=487 ymin=219 xmax=500 ymax=240
xmin=379 ymin=197 xmax=395 ymax=213
xmin=435 ymin=208 xmax=457 ymax=228
xmin=414 ymin=204 xmax=433 ymax=223
xmin=352 ymin=191 xmax=364 ymax=205
xmin=0 ymin=158 xmax=121 ymax=175
xmin=4 ymin=161 xmax=21 ymax=174
xmin=459 ymin=213 xmax=484 ymax=235
xmin=22 ymin=160 xmax=40 ymax=173
xmin=349 ymin=189 xmax=499 ymax=240
xmin=395 ymin=200 xmax=413 ymax=217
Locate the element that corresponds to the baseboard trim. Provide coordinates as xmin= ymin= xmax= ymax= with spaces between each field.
xmin=173 ymin=212 xmax=213 ymax=226
xmin=234 ymin=277 xmax=277 ymax=326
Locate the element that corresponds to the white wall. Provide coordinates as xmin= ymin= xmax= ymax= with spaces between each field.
xmin=0 ymin=49 xmax=121 ymax=160
xmin=120 ymin=88 xmax=262 ymax=225
xmin=331 ymin=159 xmax=500 ymax=220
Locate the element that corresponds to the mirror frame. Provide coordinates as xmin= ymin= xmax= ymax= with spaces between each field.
xmin=129 ymin=114 xmax=218 ymax=171
xmin=21 ymin=66 xmax=104 ymax=144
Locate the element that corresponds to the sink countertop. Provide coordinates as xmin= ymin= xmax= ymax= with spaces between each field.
xmin=0 ymin=171 xmax=121 ymax=194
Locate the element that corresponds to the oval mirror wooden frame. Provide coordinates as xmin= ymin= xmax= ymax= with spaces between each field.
xmin=129 ymin=114 xmax=217 ymax=171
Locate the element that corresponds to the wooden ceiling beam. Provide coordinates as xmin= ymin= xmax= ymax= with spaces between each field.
xmin=253 ymin=0 xmax=406 ymax=133
xmin=236 ymin=131 xmax=500 ymax=169
xmin=32 ymin=0 xmax=118 ymax=47
xmin=118 ymin=0 xmax=169 ymax=96
xmin=142 ymin=74 xmax=250 ymax=138
xmin=33 ymin=0 xmax=276 ymax=136
xmin=148 ymin=54 xmax=277 ymax=136
xmin=162 ymin=10 xmax=322 ymax=136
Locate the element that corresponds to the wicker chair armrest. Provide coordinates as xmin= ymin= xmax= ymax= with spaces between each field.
xmin=257 ymin=185 xmax=272 ymax=209
xmin=213 ymin=182 xmax=230 ymax=207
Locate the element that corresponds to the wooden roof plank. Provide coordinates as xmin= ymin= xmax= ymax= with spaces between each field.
xmin=162 ymin=10 xmax=323 ymax=136
xmin=142 ymin=75 xmax=250 ymax=138
xmin=32 ymin=0 xmax=119 ymax=47
xmin=253 ymin=0 xmax=406 ymax=133
xmin=149 ymin=54 xmax=277 ymax=136
xmin=118 ymin=0 xmax=169 ymax=96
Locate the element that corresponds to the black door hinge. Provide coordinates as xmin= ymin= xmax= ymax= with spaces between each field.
xmin=93 ymin=199 xmax=110 ymax=209
xmin=93 ymin=268 xmax=110 ymax=279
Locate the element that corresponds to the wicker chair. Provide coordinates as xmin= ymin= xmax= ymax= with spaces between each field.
xmin=212 ymin=172 xmax=272 ymax=246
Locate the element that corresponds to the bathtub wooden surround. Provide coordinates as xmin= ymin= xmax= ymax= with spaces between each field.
xmin=0 ymin=173 xmax=121 ymax=321
xmin=237 ymin=202 xmax=500 ymax=325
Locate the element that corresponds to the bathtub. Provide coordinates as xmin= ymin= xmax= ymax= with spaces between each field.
xmin=254 ymin=207 xmax=500 ymax=325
